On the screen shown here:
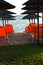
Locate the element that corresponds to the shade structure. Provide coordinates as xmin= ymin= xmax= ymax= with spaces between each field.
xmin=22 ymin=14 xmax=41 ymax=19
xmin=22 ymin=0 xmax=43 ymax=44
xmin=0 ymin=0 xmax=15 ymax=10
xmin=0 ymin=14 xmax=15 ymax=19
xmin=0 ymin=17 xmax=16 ymax=20
xmin=0 ymin=10 xmax=16 ymax=20
xmin=21 ymin=10 xmax=42 ymax=14
xmin=22 ymin=0 xmax=43 ymax=12
xmin=0 ymin=14 xmax=15 ymax=26
xmin=0 ymin=10 xmax=16 ymax=15
xmin=22 ymin=6 xmax=41 ymax=10
xmin=23 ymin=0 xmax=43 ymax=5
xmin=4 ymin=18 xmax=16 ymax=20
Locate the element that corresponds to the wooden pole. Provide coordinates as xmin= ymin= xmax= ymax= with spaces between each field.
xmin=5 ymin=19 xmax=6 ymax=25
xmin=29 ymin=19 xmax=30 ymax=25
xmin=32 ymin=19 xmax=33 ymax=23
xmin=2 ymin=18 xmax=4 ymax=27
xmin=33 ymin=13 xmax=35 ymax=24
xmin=42 ymin=9 xmax=43 ymax=43
xmin=7 ymin=20 xmax=8 ymax=24
xmin=36 ymin=2 xmax=40 ymax=44
xmin=34 ymin=18 xmax=35 ymax=24
xmin=37 ymin=12 xmax=39 ymax=44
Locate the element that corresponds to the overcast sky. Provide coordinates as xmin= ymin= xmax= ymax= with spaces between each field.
xmin=5 ymin=0 xmax=28 ymax=15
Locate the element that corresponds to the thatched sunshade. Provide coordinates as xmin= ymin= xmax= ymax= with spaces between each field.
xmin=1 ymin=14 xmax=15 ymax=18
xmin=0 ymin=17 xmax=15 ymax=20
xmin=22 ymin=0 xmax=43 ymax=44
xmin=0 ymin=14 xmax=15 ymax=26
xmin=22 ymin=14 xmax=41 ymax=23
xmin=0 ymin=0 xmax=15 ymax=10
xmin=0 ymin=0 xmax=16 ymax=27
xmin=22 ymin=14 xmax=41 ymax=19
xmin=21 ymin=10 xmax=42 ymax=14
xmin=0 ymin=10 xmax=16 ymax=15
xmin=0 ymin=10 xmax=16 ymax=27
xmin=22 ymin=6 xmax=41 ymax=10
xmin=21 ymin=5 xmax=41 ymax=28
xmin=23 ymin=0 xmax=43 ymax=5
xmin=22 ymin=5 xmax=41 ymax=24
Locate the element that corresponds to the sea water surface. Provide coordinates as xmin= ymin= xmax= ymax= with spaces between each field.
xmin=0 ymin=15 xmax=42 ymax=33
xmin=0 ymin=20 xmax=29 ymax=33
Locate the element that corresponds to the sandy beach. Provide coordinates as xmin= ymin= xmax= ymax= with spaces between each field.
xmin=7 ymin=32 xmax=33 ymax=45
xmin=8 ymin=32 xmax=42 ymax=44
xmin=0 ymin=32 xmax=42 ymax=46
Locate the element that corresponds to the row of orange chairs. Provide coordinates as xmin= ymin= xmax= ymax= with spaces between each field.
xmin=0 ymin=24 xmax=14 ymax=37
xmin=25 ymin=23 xmax=43 ymax=38
xmin=25 ymin=23 xmax=37 ymax=33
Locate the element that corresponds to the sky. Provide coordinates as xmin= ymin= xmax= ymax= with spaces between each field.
xmin=5 ymin=0 xmax=28 ymax=15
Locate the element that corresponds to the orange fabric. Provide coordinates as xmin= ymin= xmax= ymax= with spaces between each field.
xmin=0 ymin=27 xmax=6 ymax=37
xmin=25 ymin=26 xmax=29 ymax=32
xmin=25 ymin=23 xmax=37 ymax=33
xmin=32 ymin=24 xmax=43 ymax=38
xmin=39 ymin=24 xmax=43 ymax=27
xmin=5 ymin=24 xmax=14 ymax=34
xmin=25 ymin=24 xmax=43 ymax=38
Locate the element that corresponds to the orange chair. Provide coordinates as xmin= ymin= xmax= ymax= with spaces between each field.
xmin=0 ymin=27 xmax=6 ymax=42
xmin=25 ymin=26 xmax=29 ymax=32
xmin=31 ymin=25 xmax=43 ymax=38
xmin=5 ymin=24 xmax=14 ymax=36
xmin=29 ymin=23 xmax=37 ymax=32
xmin=25 ymin=23 xmax=37 ymax=33
xmin=0 ymin=27 xmax=6 ymax=37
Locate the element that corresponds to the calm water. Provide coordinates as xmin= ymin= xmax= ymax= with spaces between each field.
xmin=0 ymin=20 xmax=29 ymax=33
xmin=0 ymin=15 xmax=42 ymax=33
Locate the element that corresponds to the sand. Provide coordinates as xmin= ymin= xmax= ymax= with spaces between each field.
xmin=8 ymin=32 xmax=33 ymax=45
xmin=0 ymin=32 xmax=42 ymax=46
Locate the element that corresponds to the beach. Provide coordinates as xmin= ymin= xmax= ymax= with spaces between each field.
xmin=0 ymin=32 xmax=42 ymax=46
xmin=7 ymin=32 xmax=32 ymax=45
xmin=0 ymin=32 xmax=32 ymax=46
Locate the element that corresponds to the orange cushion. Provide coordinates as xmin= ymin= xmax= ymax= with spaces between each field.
xmin=5 ymin=24 xmax=14 ymax=34
xmin=0 ymin=27 xmax=6 ymax=36
xmin=25 ymin=23 xmax=37 ymax=33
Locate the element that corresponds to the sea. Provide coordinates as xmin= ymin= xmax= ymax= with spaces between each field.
xmin=0 ymin=15 xmax=29 ymax=33
xmin=0 ymin=15 xmax=42 ymax=33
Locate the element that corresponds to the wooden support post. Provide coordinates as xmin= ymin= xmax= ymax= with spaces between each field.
xmin=5 ymin=19 xmax=6 ymax=26
xmin=29 ymin=19 xmax=30 ymax=25
xmin=42 ymin=9 xmax=43 ymax=44
xmin=2 ymin=18 xmax=4 ymax=27
xmin=32 ymin=19 xmax=33 ymax=23
xmin=34 ymin=14 xmax=35 ymax=24
xmin=37 ymin=12 xmax=39 ymax=44
xmin=34 ymin=18 xmax=35 ymax=24
xmin=7 ymin=20 xmax=8 ymax=24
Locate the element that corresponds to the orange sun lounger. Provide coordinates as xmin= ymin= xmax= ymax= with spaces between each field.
xmin=5 ymin=24 xmax=14 ymax=36
xmin=0 ymin=27 xmax=6 ymax=37
xmin=34 ymin=26 xmax=42 ymax=38
xmin=0 ymin=26 xmax=6 ymax=42
xmin=31 ymin=24 xmax=43 ymax=38
xmin=25 ymin=23 xmax=37 ymax=33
